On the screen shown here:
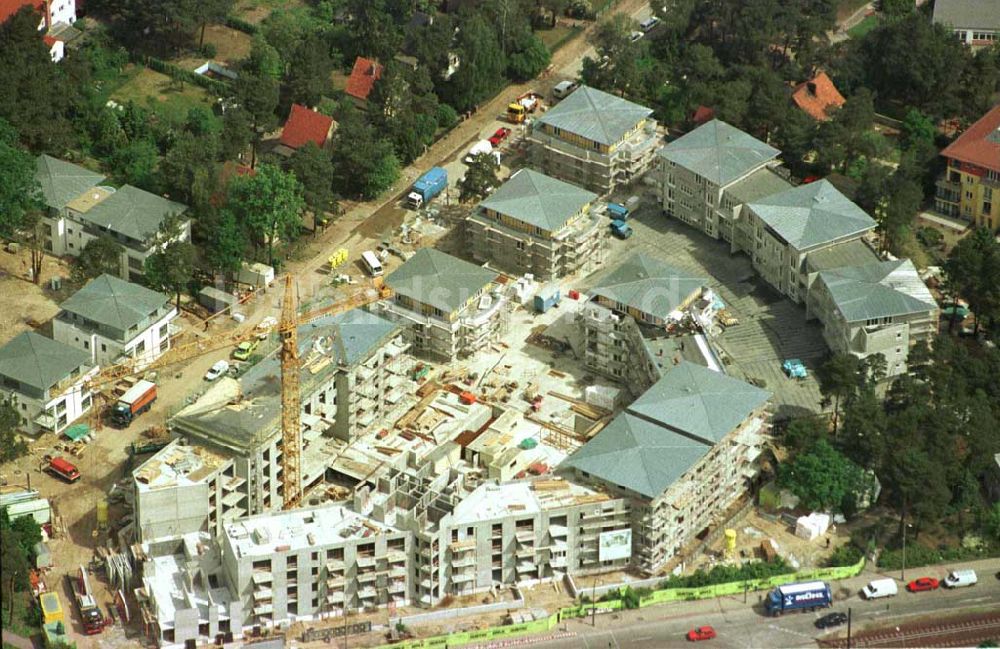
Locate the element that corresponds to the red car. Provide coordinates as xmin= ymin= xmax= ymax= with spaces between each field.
xmin=907 ymin=577 xmax=940 ymax=592
xmin=687 ymin=626 xmax=717 ymax=642
xmin=489 ymin=127 xmax=511 ymax=147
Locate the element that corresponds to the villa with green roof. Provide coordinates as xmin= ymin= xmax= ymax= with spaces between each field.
xmin=380 ymin=248 xmax=507 ymax=360
xmin=467 ymin=169 xmax=605 ymax=280
xmin=561 ymin=361 xmax=771 ymax=573
xmin=739 ymin=180 xmax=877 ymax=303
xmin=36 ymin=155 xmax=189 ymax=282
xmin=529 ymin=85 xmax=658 ymax=194
xmin=658 ymin=119 xmax=785 ymax=242
xmin=0 ymin=332 xmax=97 ymax=434
xmin=808 ymin=259 xmax=938 ymax=376
xmin=52 ymin=274 xmax=178 ymax=369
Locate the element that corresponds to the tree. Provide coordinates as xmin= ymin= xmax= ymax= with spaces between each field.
xmin=228 ymin=163 xmax=305 ymax=264
xmin=160 ymin=131 xmax=220 ymax=207
xmin=286 ymin=142 xmax=336 ymax=217
xmin=197 ymin=0 xmax=234 ymax=48
xmin=0 ymin=398 xmax=27 ymax=463
xmin=899 ymin=109 xmax=935 ymax=152
xmin=580 ymin=13 xmax=642 ymax=99
xmin=943 ymin=227 xmax=1000 ymax=335
xmin=739 ymin=65 xmax=789 ymax=141
xmin=285 ymin=32 xmax=335 ymax=108
xmin=878 ymin=0 xmax=914 ymax=18
xmin=329 ymin=113 xmax=400 ymax=199
xmin=460 ymin=152 xmax=500 ymax=203
xmin=506 ymin=31 xmax=551 ymax=82
xmin=144 ymin=213 xmax=195 ymax=308
xmin=1 ymin=527 xmax=30 ymax=625
xmin=73 ymin=236 xmax=124 ymax=282
xmin=0 ymin=120 xmax=41 ymax=238
xmin=233 ymin=38 xmax=281 ymax=167
xmin=778 ymin=439 xmax=871 ymax=511
xmin=344 ymin=0 xmax=402 ymax=63
xmin=442 ymin=13 xmax=506 ymax=111
xmin=107 ymin=138 xmax=159 ymax=190
xmin=220 ymin=105 xmax=254 ymax=163
xmin=838 ymin=385 xmax=887 ymax=470
xmin=112 ymin=0 xmax=203 ymax=55
xmin=817 ymin=353 xmax=860 ymax=435
xmin=202 ymin=208 xmax=247 ymax=275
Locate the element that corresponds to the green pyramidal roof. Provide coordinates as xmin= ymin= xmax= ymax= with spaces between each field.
xmin=657 ymin=119 xmax=780 ymax=186
xmin=536 ymin=85 xmax=653 ymax=146
xmin=0 ymin=332 xmax=91 ymax=393
xmin=590 ymin=253 xmax=707 ymax=317
xmin=79 ymin=185 xmax=187 ymax=243
xmin=478 ymin=169 xmax=597 ymax=232
xmin=60 ymin=274 xmax=170 ymax=333
xmin=818 ymin=259 xmax=938 ymax=323
xmin=35 ymin=155 xmax=105 ymax=210
xmin=387 ymin=248 xmax=497 ymax=314
xmin=562 ymin=361 xmax=770 ymax=499
xmin=748 ymin=180 xmax=875 ymax=250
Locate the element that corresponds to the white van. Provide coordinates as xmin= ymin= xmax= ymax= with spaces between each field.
xmin=943 ymin=569 xmax=977 ymax=588
xmin=640 ymin=16 xmax=660 ymax=32
xmin=552 ymin=81 xmax=579 ymax=100
xmin=862 ymin=578 xmax=898 ymax=599
xmin=361 ymin=250 xmax=383 ymax=277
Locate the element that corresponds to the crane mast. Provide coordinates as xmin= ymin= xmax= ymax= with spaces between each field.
xmin=279 ymin=275 xmax=303 ymax=510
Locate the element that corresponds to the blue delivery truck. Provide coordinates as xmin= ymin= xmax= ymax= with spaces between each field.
xmin=406 ymin=167 xmax=448 ymax=209
xmin=765 ymin=581 xmax=832 ymax=616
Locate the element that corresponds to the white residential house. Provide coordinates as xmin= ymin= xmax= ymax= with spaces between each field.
xmin=807 ymin=259 xmax=939 ymax=376
xmin=35 ymin=156 xmax=190 ymax=283
xmin=0 ymin=0 xmax=79 ymax=62
xmin=52 ymin=274 xmax=178 ymax=369
xmin=0 ymin=332 xmax=97 ymax=435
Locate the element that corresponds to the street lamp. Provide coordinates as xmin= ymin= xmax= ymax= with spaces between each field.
xmin=901 ymin=521 xmax=913 ymax=582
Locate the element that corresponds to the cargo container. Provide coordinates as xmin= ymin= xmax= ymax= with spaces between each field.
xmin=40 ymin=592 xmax=63 ymax=624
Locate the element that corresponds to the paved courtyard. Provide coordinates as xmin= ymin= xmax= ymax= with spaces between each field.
xmin=583 ymin=193 xmax=828 ymax=419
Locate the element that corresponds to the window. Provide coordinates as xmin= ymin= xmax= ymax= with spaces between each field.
xmin=984 ymin=202 xmax=992 ymax=215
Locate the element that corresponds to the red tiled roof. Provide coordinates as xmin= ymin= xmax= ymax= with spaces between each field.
xmin=345 ymin=56 xmax=383 ymax=101
xmin=279 ymin=104 xmax=334 ymax=150
xmin=692 ymin=105 xmax=715 ymax=126
xmin=791 ymin=71 xmax=846 ymax=122
xmin=42 ymin=33 xmax=55 ymax=45
xmin=941 ymin=104 xmax=1000 ymax=173
xmin=1 ymin=0 xmax=44 ymax=23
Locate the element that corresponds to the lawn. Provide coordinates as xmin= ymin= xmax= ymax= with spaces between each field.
xmin=3 ymin=590 xmax=41 ymax=640
xmin=173 ymin=24 xmax=251 ymax=66
xmin=539 ymin=24 xmax=582 ymax=53
xmin=848 ymin=14 xmax=878 ymax=39
xmin=110 ymin=65 xmax=221 ymax=127
xmin=234 ymin=0 xmax=306 ymax=24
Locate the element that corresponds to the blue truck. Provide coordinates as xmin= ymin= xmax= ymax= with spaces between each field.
xmin=607 ymin=202 xmax=630 ymax=220
xmin=406 ymin=167 xmax=448 ymax=209
xmin=765 ymin=581 xmax=833 ymax=616
xmin=610 ymin=219 xmax=633 ymax=239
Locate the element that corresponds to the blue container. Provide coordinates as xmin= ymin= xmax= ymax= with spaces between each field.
xmin=533 ymin=284 xmax=561 ymax=313
xmin=607 ymin=202 xmax=630 ymax=220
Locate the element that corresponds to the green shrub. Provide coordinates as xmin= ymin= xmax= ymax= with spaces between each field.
xmin=827 ymin=543 xmax=864 ymax=567
xmin=200 ymin=43 xmax=218 ymax=58
xmin=877 ymin=543 xmax=998 ymax=570
xmin=657 ymin=558 xmax=794 ymax=589
xmin=225 ymin=16 xmax=259 ymax=34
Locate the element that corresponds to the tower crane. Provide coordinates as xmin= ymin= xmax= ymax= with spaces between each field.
xmin=64 ymin=275 xmax=392 ymax=511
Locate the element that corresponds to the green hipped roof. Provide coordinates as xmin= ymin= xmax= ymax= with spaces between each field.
xmin=817 ymin=259 xmax=938 ymax=323
xmin=60 ymin=274 xmax=170 ymax=333
xmin=590 ymin=253 xmax=707 ymax=317
xmin=536 ymin=85 xmax=653 ymax=146
xmin=748 ymin=180 xmax=875 ymax=250
xmin=79 ymin=185 xmax=187 ymax=243
xmin=562 ymin=362 xmax=770 ymax=499
xmin=35 ymin=155 xmax=105 ymax=210
xmin=658 ymin=119 xmax=780 ymax=186
xmin=0 ymin=332 xmax=91 ymax=393
xmin=387 ymin=248 xmax=497 ymax=314
xmin=303 ymin=308 xmax=400 ymax=367
xmin=478 ymin=169 xmax=597 ymax=232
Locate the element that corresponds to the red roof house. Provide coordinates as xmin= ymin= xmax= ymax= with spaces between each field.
xmin=346 ymin=56 xmax=383 ymax=103
xmin=0 ymin=0 xmax=44 ymax=23
xmin=691 ymin=105 xmax=715 ymax=126
xmin=279 ymin=104 xmax=335 ymax=150
xmin=941 ymin=104 xmax=1000 ymax=174
xmin=791 ymin=71 xmax=846 ymax=121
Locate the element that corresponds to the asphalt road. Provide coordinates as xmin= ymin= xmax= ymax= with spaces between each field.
xmin=533 ymin=562 xmax=1000 ymax=648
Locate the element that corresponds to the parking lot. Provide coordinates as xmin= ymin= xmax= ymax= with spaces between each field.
xmin=588 ymin=191 xmax=828 ymax=419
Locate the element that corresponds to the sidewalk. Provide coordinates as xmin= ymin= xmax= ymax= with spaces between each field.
xmin=1 ymin=629 xmax=37 ymax=649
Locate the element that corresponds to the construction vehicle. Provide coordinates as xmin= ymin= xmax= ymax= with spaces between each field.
xmin=58 ymin=276 xmax=392 ymax=512
xmin=45 ymin=457 xmax=81 ymax=482
xmin=69 ymin=565 xmax=106 ymax=634
xmin=109 ymin=380 xmax=157 ymax=428
xmin=507 ymin=91 xmax=542 ymax=123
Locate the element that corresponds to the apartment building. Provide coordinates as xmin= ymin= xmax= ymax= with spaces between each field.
xmin=0 ymin=331 xmax=97 ymax=434
xmin=807 ymin=259 xmax=939 ymax=376
xmin=736 ymin=180 xmax=876 ymax=303
xmin=932 ymin=0 xmax=999 ymax=48
xmin=589 ymin=253 xmax=709 ymax=327
xmin=146 ymin=309 xmax=408 ymax=540
xmin=220 ymin=505 xmax=412 ymax=628
xmin=379 ymin=248 xmax=509 ymax=361
xmin=529 ymin=85 xmax=658 ymax=195
xmin=934 ymin=104 xmax=1000 ymax=232
xmin=578 ymin=302 xmax=663 ymax=394
xmin=53 ymin=274 xmax=177 ymax=368
xmin=36 ymin=155 xmax=190 ymax=282
xmin=659 ymin=119 xmax=782 ymax=242
xmin=561 ymin=361 xmax=771 ymax=573
xmin=467 ymin=169 xmax=605 ymax=280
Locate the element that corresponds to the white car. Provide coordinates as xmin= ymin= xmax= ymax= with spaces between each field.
xmin=205 ymin=360 xmax=230 ymax=381
xmin=640 ymin=16 xmax=660 ymax=32
xmin=630 ymin=31 xmax=643 ymax=43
